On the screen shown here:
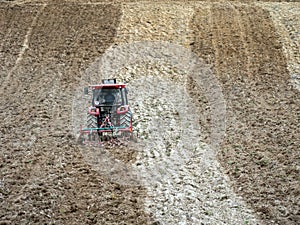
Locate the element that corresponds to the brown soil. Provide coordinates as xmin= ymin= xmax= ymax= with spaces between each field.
xmin=1 ymin=1 xmax=299 ymax=225
xmin=0 ymin=2 xmax=150 ymax=225
xmin=191 ymin=3 xmax=299 ymax=224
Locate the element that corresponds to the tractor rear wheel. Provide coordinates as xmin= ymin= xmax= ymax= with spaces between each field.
xmin=87 ymin=114 xmax=98 ymax=141
xmin=120 ymin=110 xmax=132 ymax=128
xmin=87 ymin=114 xmax=97 ymax=128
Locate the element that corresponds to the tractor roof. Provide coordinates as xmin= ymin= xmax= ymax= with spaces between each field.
xmin=89 ymin=84 xmax=126 ymax=89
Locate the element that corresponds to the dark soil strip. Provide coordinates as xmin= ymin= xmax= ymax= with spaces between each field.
xmin=191 ymin=4 xmax=299 ymax=225
xmin=0 ymin=3 xmax=150 ymax=224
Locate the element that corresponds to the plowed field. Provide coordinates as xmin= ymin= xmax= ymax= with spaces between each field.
xmin=0 ymin=1 xmax=299 ymax=225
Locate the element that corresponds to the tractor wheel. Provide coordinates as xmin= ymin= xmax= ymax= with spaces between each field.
xmin=86 ymin=114 xmax=99 ymax=142
xmin=120 ymin=110 xmax=132 ymax=128
xmin=87 ymin=114 xmax=97 ymax=128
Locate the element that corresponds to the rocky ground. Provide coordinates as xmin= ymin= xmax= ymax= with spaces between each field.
xmin=0 ymin=1 xmax=299 ymax=225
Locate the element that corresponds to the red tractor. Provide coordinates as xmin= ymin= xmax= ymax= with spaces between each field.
xmin=80 ymin=79 xmax=133 ymax=144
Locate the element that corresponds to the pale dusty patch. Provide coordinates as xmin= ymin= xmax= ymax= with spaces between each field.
xmin=114 ymin=2 xmax=260 ymax=224
xmin=115 ymin=2 xmax=194 ymax=48
xmin=258 ymin=2 xmax=300 ymax=91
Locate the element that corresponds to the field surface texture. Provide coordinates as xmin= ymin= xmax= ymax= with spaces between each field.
xmin=0 ymin=0 xmax=299 ymax=225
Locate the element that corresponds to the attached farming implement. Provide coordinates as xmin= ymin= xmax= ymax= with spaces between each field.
xmin=79 ymin=79 xmax=133 ymax=145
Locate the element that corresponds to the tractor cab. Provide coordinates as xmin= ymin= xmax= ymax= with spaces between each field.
xmin=92 ymin=85 xmax=128 ymax=107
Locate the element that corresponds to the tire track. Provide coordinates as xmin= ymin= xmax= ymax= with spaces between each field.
xmin=210 ymin=3 xmax=249 ymax=79
xmin=0 ymin=4 xmax=41 ymax=83
xmin=230 ymin=2 xmax=251 ymax=78
xmin=3 ymin=3 xmax=46 ymax=86
xmin=209 ymin=4 xmax=221 ymax=79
